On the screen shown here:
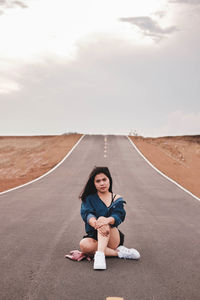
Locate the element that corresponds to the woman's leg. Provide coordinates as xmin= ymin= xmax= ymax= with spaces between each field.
xmin=97 ymin=225 xmax=110 ymax=252
xmin=80 ymin=227 xmax=120 ymax=257
xmin=79 ymin=237 xmax=97 ymax=255
xmin=107 ymin=227 xmax=120 ymax=249
xmin=97 ymin=226 xmax=120 ymax=256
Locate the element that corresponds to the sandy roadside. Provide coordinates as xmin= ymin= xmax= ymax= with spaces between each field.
xmin=0 ymin=134 xmax=199 ymax=199
xmin=129 ymin=135 xmax=200 ymax=199
xmin=0 ymin=134 xmax=82 ymax=193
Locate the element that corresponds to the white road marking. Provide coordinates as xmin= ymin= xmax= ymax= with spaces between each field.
xmin=0 ymin=135 xmax=86 ymax=195
xmin=106 ymin=297 xmax=124 ymax=300
xmin=127 ymin=136 xmax=200 ymax=202
xmin=104 ymin=136 xmax=108 ymax=158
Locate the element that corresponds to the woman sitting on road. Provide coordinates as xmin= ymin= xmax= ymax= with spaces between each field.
xmin=79 ymin=166 xmax=140 ymax=270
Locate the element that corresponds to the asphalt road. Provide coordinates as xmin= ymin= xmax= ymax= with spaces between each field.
xmin=0 ymin=135 xmax=199 ymax=300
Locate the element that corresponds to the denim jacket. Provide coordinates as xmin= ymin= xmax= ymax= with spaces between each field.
xmin=80 ymin=193 xmax=126 ymax=234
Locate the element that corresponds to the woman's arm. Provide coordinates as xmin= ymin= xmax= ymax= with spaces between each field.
xmin=88 ymin=216 xmax=97 ymax=229
xmin=109 ymin=200 xmax=126 ymax=227
xmin=95 ymin=216 xmax=115 ymax=228
xmin=80 ymin=197 xmax=96 ymax=224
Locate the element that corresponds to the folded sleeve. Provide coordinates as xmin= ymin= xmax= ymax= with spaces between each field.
xmin=80 ymin=197 xmax=97 ymax=224
xmin=110 ymin=200 xmax=126 ymax=227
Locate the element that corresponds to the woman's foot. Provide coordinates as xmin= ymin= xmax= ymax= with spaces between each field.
xmin=117 ymin=245 xmax=140 ymax=260
xmin=93 ymin=251 xmax=106 ymax=270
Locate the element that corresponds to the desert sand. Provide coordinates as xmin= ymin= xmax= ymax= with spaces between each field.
xmin=129 ymin=135 xmax=200 ymax=198
xmin=0 ymin=134 xmax=199 ymax=199
xmin=0 ymin=134 xmax=82 ymax=193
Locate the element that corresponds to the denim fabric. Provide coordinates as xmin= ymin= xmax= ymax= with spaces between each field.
xmin=80 ymin=193 xmax=126 ymax=234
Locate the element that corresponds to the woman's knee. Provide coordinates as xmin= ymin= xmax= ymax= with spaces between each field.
xmin=79 ymin=238 xmax=97 ymax=253
xmin=97 ymin=224 xmax=111 ymax=236
xmin=105 ymin=224 xmax=111 ymax=233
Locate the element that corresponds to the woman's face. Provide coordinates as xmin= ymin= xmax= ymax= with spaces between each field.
xmin=94 ymin=173 xmax=110 ymax=193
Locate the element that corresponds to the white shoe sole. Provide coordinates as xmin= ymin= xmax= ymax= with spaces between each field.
xmin=93 ymin=262 xmax=106 ymax=270
xmin=93 ymin=263 xmax=106 ymax=270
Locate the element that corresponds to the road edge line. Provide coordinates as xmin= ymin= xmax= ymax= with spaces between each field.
xmin=127 ymin=135 xmax=200 ymax=202
xmin=0 ymin=134 xmax=86 ymax=196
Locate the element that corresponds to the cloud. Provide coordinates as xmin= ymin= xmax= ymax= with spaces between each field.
xmin=0 ymin=33 xmax=199 ymax=136
xmin=169 ymin=0 xmax=200 ymax=4
xmin=0 ymin=78 xmax=21 ymax=94
xmin=0 ymin=0 xmax=27 ymax=13
xmin=12 ymin=0 xmax=27 ymax=8
xmin=151 ymin=111 xmax=200 ymax=137
xmin=119 ymin=16 xmax=177 ymax=41
xmin=153 ymin=11 xmax=167 ymax=18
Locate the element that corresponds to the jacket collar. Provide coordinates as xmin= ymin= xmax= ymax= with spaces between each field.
xmin=108 ymin=197 xmax=126 ymax=209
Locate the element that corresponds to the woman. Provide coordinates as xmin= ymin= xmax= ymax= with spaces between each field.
xmin=79 ymin=166 xmax=140 ymax=270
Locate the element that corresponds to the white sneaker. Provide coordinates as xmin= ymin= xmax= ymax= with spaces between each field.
xmin=117 ymin=245 xmax=140 ymax=260
xmin=93 ymin=251 xmax=106 ymax=270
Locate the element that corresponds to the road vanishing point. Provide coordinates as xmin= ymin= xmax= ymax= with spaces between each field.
xmin=0 ymin=135 xmax=199 ymax=300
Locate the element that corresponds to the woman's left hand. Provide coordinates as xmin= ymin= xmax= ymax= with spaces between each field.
xmin=95 ymin=216 xmax=109 ymax=228
xmin=97 ymin=224 xmax=110 ymax=237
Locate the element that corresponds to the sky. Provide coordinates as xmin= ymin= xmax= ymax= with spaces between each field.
xmin=0 ymin=0 xmax=200 ymax=137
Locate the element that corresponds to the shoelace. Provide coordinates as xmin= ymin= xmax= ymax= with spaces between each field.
xmin=121 ymin=248 xmax=133 ymax=254
xmin=119 ymin=248 xmax=135 ymax=259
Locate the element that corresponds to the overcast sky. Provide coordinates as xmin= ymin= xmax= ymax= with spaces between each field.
xmin=0 ymin=0 xmax=200 ymax=137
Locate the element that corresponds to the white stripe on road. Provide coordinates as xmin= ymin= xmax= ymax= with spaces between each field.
xmin=104 ymin=135 xmax=107 ymax=158
xmin=106 ymin=297 xmax=124 ymax=300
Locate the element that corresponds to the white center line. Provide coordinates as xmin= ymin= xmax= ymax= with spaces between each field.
xmin=104 ymin=136 xmax=107 ymax=158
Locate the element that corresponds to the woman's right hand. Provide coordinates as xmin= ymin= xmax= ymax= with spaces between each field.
xmin=89 ymin=217 xmax=110 ymax=236
xmin=97 ymin=224 xmax=110 ymax=237
xmin=89 ymin=217 xmax=97 ymax=229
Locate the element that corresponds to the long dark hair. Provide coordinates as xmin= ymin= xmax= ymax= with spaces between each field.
xmin=79 ymin=166 xmax=113 ymax=202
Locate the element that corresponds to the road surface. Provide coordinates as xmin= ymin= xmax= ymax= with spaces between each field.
xmin=0 ymin=135 xmax=199 ymax=300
